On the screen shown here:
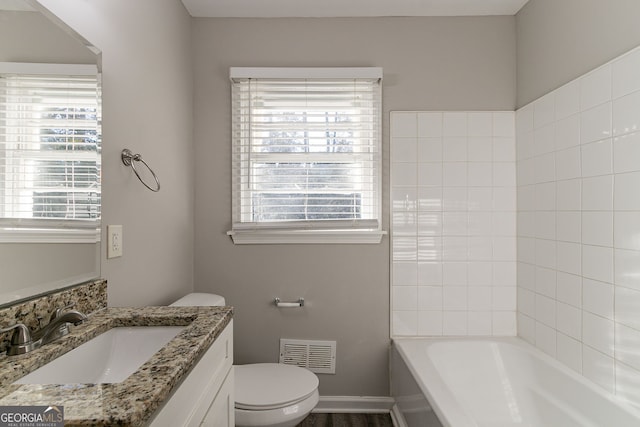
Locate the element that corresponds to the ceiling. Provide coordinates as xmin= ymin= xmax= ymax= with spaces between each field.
xmin=182 ymin=0 xmax=530 ymax=18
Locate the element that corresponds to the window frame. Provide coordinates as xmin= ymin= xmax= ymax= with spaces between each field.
xmin=0 ymin=62 xmax=101 ymax=243
xmin=227 ymin=67 xmax=385 ymax=244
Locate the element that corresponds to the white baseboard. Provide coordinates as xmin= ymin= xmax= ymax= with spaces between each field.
xmin=313 ymin=396 xmax=395 ymax=414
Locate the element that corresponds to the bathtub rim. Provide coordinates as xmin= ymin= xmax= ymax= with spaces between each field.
xmin=391 ymin=335 xmax=640 ymax=427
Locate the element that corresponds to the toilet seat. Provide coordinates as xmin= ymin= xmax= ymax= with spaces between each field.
xmin=235 ymin=363 xmax=319 ymax=410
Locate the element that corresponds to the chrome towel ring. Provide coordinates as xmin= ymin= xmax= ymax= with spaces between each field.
xmin=121 ymin=148 xmax=160 ymax=192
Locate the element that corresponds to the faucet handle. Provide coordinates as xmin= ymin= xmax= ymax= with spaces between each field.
xmin=0 ymin=323 xmax=32 ymax=346
xmin=1 ymin=324 xmax=36 ymax=356
xmin=49 ymin=302 xmax=76 ymax=321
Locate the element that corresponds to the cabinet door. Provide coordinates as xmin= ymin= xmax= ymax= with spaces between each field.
xmin=201 ymin=367 xmax=234 ymax=427
xmin=149 ymin=321 xmax=233 ymax=427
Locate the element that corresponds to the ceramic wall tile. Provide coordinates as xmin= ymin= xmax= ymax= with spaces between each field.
xmin=580 ymin=65 xmax=611 ymax=111
xmin=517 ymin=47 xmax=640 ymax=399
xmin=392 ymin=111 xmax=516 ymax=337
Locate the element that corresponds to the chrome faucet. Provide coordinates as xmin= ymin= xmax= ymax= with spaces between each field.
xmin=0 ymin=303 xmax=87 ymax=356
xmin=33 ymin=304 xmax=88 ymax=345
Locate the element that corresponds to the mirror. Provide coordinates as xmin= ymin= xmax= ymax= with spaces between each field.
xmin=0 ymin=0 xmax=101 ymax=306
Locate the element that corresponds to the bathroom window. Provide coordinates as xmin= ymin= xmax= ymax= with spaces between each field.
xmin=0 ymin=63 xmax=101 ymax=242
xmin=228 ymin=67 xmax=383 ymax=244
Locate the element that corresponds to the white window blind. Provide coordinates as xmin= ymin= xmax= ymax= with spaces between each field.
xmin=229 ymin=67 xmax=382 ymax=243
xmin=0 ymin=63 xmax=101 ymax=242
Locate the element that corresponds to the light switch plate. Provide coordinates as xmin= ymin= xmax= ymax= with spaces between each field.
xmin=107 ymin=225 xmax=123 ymax=258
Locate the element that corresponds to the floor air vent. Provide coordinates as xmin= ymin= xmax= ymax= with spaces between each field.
xmin=279 ymin=339 xmax=336 ymax=374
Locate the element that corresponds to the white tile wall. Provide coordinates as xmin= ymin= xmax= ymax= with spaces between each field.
xmin=391 ymin=111 xmax=517 ymax=337
xmin=516 ymin=45 xmax=640 ymax=406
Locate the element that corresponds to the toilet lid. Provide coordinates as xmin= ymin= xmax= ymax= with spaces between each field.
xmin=234 ymin=363 xmax=319 ymax=410
xmin=170 ymin=293 xmax=225 ymax=307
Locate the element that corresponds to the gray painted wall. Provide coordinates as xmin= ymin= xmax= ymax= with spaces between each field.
xmin=38 ymin=0 xmax=195 ymax=307
xmin=516 ymin=0 xmax=640 ymax=107
xmin=0 ymin=10 xmax=96 ymax=63
xmin=0 ymin=243 xmax=99 ymax=305
xmin=192 ymin=16 xmax=516 ymax=396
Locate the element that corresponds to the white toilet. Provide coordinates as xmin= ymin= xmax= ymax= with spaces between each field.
xmin=171 ymin=293 xmax=320 ymax=427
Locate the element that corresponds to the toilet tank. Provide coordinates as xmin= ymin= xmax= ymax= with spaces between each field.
xmin=170 ymin=293 xmax=225 ymax=307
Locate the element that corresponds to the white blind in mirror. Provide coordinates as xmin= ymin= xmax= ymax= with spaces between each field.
xmin=0 ymin=63 xmax=100 ymax=242
xmin=230 ymin=68 xmax=382 ymax=233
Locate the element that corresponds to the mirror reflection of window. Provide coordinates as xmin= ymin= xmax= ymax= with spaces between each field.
xmin=0 ymin=62 xmax=101 ymax=242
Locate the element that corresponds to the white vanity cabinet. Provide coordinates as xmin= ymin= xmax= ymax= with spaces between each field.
xmin=149 ymin=320 xmax=234 ymax=427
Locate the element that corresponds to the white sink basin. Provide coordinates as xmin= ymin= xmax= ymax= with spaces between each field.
xmin=15 ymin=326 xmax=185 ymax=384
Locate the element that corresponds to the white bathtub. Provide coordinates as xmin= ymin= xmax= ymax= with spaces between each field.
xmin=391 ymin=338 xmax=640 ymax=427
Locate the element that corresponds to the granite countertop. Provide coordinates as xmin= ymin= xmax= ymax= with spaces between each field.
xmin=0 ymin=306 xmax=233 ymax=426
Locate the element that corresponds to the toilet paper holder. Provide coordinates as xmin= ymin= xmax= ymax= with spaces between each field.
xmin=274 ymin=297 xmax=304 ymax=308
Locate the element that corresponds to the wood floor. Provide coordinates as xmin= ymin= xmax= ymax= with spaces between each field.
xmin=297 ymin=413 xmax=394 ymax=427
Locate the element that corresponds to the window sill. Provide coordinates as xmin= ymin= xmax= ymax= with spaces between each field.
xmin=0 ymin=227 xmax=101 ymax=243
xmin=227 ymin=229 xmax=386 ymax=245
